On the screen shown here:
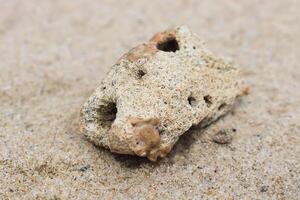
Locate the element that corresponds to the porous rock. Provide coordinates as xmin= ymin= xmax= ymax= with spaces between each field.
xmin=80 ymin=26 xmax=242 ymax=161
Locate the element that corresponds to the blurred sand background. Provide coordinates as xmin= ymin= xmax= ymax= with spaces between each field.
xmin=0 ymin=0 xmax=299 ymax=199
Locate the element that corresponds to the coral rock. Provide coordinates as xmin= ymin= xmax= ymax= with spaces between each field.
xmin=80 ymin=26 xmax=242 ymax=161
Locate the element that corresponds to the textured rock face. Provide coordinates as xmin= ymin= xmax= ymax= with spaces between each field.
xmin=80 ymin=26 xmax=242 ymax=161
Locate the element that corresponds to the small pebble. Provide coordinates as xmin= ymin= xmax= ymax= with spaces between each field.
xmin=212 ymin=129 xmax=234 ymax=144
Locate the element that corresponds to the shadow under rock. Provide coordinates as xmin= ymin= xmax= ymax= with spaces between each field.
xmin=112 ymin=154 xmax=152 ymax=169
xmin=168 ymin=125 xmax=205 ymax=157
xmin=112 ymin=125 xmax=206 ymax=169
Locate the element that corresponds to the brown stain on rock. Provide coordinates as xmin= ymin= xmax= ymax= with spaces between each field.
xmin=150 ymin=29 xmax=176 ymax=43
xmin=118 ymin=29 xmax=177 ymax=63
xmin=127 ymin=117 xmax=173 ymax=161
xmin=120 ymin=43 xmax=158 ymax=62
xmin=128 ymin=117 xmax=161 ymax=161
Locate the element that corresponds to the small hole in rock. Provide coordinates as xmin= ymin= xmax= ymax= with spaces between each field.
xmin=157 ymin=37 xmax=179 ymax=52
xmin=137 ymin=69 xmax=146 ymax=79
xmin=218 ymin=103 xmax=227 ymax=110
xmin=188 ymin=96 xmax=197 ymax=107
xmin=203 ymin=95 xmax=213 ymax=107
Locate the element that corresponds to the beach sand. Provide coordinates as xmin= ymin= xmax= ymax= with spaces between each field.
xmin=0 ymin=0 xmax=299 ymax=199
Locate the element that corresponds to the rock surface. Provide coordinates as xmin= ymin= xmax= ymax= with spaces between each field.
xmin=80 ymin=26 xmax=242 ymax=161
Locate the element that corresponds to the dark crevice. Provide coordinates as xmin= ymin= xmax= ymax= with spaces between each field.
xmin=218 ymin=103 xmax=227 ymax=110
xmin=188 ymin=96 xmax=197 ymax=107
xmin=157 ymin=37 xmax=179 ymax=52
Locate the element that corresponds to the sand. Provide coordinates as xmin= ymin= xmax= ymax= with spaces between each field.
xmin=0 ymin=0 xmax=299 ymax=199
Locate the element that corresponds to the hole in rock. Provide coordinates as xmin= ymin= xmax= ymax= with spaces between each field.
xmin=203 ymin=95 xmax=213 ymax=107
xmin=137 ymin=69 xmax=146 ymax=79
xmin=188 ymin=96 xmax=197 ymax=107
xmin=157 ymin=37 xmax=179 ymax=52
xmin=97 ymin=102 xmax=117 ymax=128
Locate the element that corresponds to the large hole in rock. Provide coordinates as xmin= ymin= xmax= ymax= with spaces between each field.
xmin=157 ymin=37 xmax=179 ymax=52
xmin=97 ymin=102 xmax=117 ymax=128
